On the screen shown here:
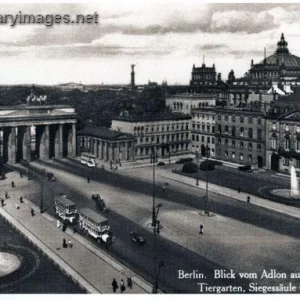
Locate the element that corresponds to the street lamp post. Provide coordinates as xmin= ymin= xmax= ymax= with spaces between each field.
xmin=152 ymin=203 xmax=163 ymax=294
xmin=151 ymin=152 xmax=156 ymax=227
xmin=196 ymin=151 xmax=199 ymax=186
xmin=40 ymin=168 xmax=46 ymax=213
xmin=204 ymin=145 xmax=209 ymax=215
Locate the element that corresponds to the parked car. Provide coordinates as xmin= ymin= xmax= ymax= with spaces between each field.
xmin=238 ymin=165 xmax=252 ymax=172
xmin=157 ymin=161 xmax=165 ymax=166
xmin=129 ymin=231 xmax=146 ymax=245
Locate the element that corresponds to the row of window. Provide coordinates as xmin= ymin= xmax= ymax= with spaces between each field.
xmin=134 ymin=124 xmax=189 ymax=133
xmin=192 ymin=123 xmax=215 ymax=133
xmin=218 ymin=125 xmax=262 ymax=139
xmin=224 ymin=151 xmax=253 ymax=162
xmin=135 ymin=143 xmax=189 ymax=155
xmin=192 ymin=135 xmax=214 ymax=144
xmin=271 ymin=123 xmax=300 ymax=133
xmin=80 ymin=138 xmax=132 ymax=149
xmin=192 ymin=114 xmax=215 ymax=121
xmin=138 ymin=133 xmax=189 ymax=144
xmin=283 ymin=158 xmax=300 ymax=167
xmin=217 ymin=114 xmax=262 ymax=124
xmin=218 ymin=139 xmax=261 ymax=151
xmin=271 ymin=139 xmax=300 ymax=151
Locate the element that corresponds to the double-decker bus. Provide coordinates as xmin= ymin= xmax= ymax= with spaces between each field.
xmin=54 ymin=195 xmax=78 ymax=224
xmin=80 ymin=152 xmax=96 ymax=167
xmin=78 ymin=208 xmax=114 ymax=245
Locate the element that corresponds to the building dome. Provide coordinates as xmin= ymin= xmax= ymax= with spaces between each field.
xmin=259 ymin=33 xmax=300 ymax=68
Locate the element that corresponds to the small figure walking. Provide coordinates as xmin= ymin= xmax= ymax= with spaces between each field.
xmin=20 ymin=172 xmax=23 ymax=178
xmin=87 ymin=177 xmax=90 ymax=183
xmin=199 ymin=224 xmax=204 ymax=235
xmin=247 ymin=196 xmax=251 ymax=203
xmin=30 ymin=208 xmax=35 ymax=217
xmin=120 ymin=279 xmax=126 ymax=293
xmin=5 ymin=191 xmax=8 ymax=199
xmin=15 ymin=203 xmax=20 ymax=210
xmin=238 ymin=187 xmax=241 ymax=193
xmin=127 ymin=277 xmax=133 ymax=289
xmin=162 ymin=185 xmax=165 ymax=192
xmin=110 ymin=160 xmax=113 ymax=170
xmin=63 ymin=238 xmax=67 ymax=248
xmin=20 ymin=196 xmax=23 ymax=204
xmin=68 ymin=239 xmax=73 ymax=248
xmin=1 ymin=199 xmax=4 ymax=207
xmin=112 ymin=278 xmax=118 ymax=293
xmin=11 ymin=181 xmax=15 ymax=188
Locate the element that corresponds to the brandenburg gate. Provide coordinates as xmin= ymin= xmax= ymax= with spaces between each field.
xmin=0 ymin=105 xmax=77 ymax=163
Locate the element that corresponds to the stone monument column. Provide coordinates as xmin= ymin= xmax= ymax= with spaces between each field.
xmin=55 ymin=124 xmax=63 ymax=158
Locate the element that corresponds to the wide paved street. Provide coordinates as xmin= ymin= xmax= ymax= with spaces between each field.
xmin=8 ymin=158 xmax=300 ymax=293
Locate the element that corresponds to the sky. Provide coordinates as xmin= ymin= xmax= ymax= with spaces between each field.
xmin=1 ymin=1 xmax=300 ymax=85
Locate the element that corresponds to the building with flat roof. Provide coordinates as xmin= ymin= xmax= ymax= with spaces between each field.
xmin=111 ymin=113 xmax=191 ymax=159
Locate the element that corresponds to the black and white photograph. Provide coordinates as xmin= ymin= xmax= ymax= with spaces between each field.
xmin=1 ymin=0 xmax=300 ymax=296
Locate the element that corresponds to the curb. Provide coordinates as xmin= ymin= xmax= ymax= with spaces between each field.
xmin=0 ymin=207 xmax=99 ymax=294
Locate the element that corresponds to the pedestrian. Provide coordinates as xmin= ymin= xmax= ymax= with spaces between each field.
xmin=238 ymin=187 xmax=241 ymax=193
xmin=15 ymin=203 xmax=20 ymax=210
xmin=110 ymin=160 xmax=113 ymax=170
xmin=30 ymin=208 xmax=35 ymax=217
xmin=127 ymin=277 xmax=133 ymax=289
xmin=5 ymin=191 xmax=8 ymax=199
xmin=247 ymin=196 xmax=251 ymax=203
xmin=120 ymin=279 xmax=126 ymax=293
xmin=20 ymin=196 xmax=23 ymax=204
xmin=11 ymin=181 xmax=15 ymax=188
xmin=63 ymin=238 xmax=67 ymax=248
xmin=68 ymin=239 xmax=73 ymax=248
xmin=162 ymin=185 xmax=165 ymax=192
xmin=87 ymin=177 xmax=90 ymax=183
xmin=62 ymin=223 xmax=67 ymax=232
xmin=20 ymin=172 xmax=23 ymax=178
xmin=1 ymin=199 xmax=4 ymax=207
xmin=199 ymin=224 xmax=204 ymax=235
xmin=112 ymin=278 xmax=118 ymax=293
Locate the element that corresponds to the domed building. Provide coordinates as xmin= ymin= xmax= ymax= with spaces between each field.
xmin=229 ymin=33 xmax=300 ymax=90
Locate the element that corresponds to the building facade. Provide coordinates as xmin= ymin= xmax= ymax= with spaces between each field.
xmin=266 ymin=111 xmax=300 ymax=172
xmin=215 ymin=108 xmax=266 ymax=168
xmin=111 ymin=114 xmax=191 ymax=160
xmin=166 ymin=93 xmax=216 ymax=114
xmin=77 ymin=126 xmax=135 ymax=162
xmin=190 ymin=108 xmax=216 ymax=157
xmin=0 ymin=105 xmax=77 ymax=163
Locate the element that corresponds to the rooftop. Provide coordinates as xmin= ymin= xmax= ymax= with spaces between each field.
xmin=112 ymin=112 xmax=191 ymax=122
xmin=77 ymin=126 xmax=134 ymax=141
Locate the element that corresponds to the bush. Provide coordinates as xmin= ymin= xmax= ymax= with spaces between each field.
xmin=157 ymin=162 xmax=165 ymax=166
xmin=182 ymin=162 xmax=198 ymax=173
xmin=175 ymin=157 xmax=193 ymax=164
xmin=199 ymin=160 xmax=215 ymax=171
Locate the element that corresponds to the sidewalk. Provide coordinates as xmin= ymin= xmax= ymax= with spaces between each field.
xmin=158 ymin=169 xmax=300 ymax=220
xmin=0 ymin=172 xmax=152 ymax=294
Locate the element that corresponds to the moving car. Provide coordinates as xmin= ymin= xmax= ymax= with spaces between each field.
xmin=20 ymin=159 xmax=29 ymax=166
xmin=129 ymin=231 xmax=146 ymax=245
xmin=46 ymin=172 xmax=57 ymax=181
xmin=92 ymin=194 xmax=109 ymax=213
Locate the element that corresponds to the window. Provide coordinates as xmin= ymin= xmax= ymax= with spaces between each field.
xmin=212 ymin=126 xmax=215 ymax=133
xmin=284 ymin=157 xmax=290 ymax=166
xmin=202 ymin=115 xmax=205 ymax=119
xmin=207 ymin=137 xmax=210 ymax=143
xmin=258 ymin=118 xmax=262 ymax=125
xmin=248 ymin=154 xmax=252 ymax=162
xmin=232 ymin=115 xmax=236 ymax=122
xmin=218 ymin=114 xmax=221 ymax=120
xmin=240 ymin=127 xmax=244 ymax=137
xmin=225 ymin=150 xmax=228 ymax=158
xmin=232 ymin=140 xmax=235 ymax=148
xmin=257 ymin=129 xmax=262 ymax=140
xmin=207 ymin=125 xmax=210 ymax=132
xmin=240 ymin=153 xmax=244 ymax=161
xmin=240 ymin=116 xmax=244 ymax=123
xmin=248 ymin=116 xmax=253 ymax=124
xmin=240 ymin=142 xmax=244 ymax=149
xmin=218 ymin=138 xmax=221 ymax=144
xmin=272 ymin=123 xmax=276 ymax=131
xmin=257 ymin=144 xmax=262 ymax=152
xmin=232 ymin=126 xmax=236 ymax=137
xmin=140 ymin=138 xmax=144 ymax=143
xmin=285 ymin=125 xmax=290 ymax=132
xmin=248 ymin=143 xmax=252 ymax=151
xmin=232 ymin=152 xmax=235 ymax=159
xmin=295 ymin=159 xmax=300 ymax=168
xmin=248 ymin=128 xmax=253 ymax=139
xmin=212 ymin=138 xmax=215 ymax=144
xmin=225 ymin=139 xmax=228 ymax=146
xmin=201 ymin=136 xmax=204 ymax=142
xmin=225 ymin=115 xmax=228 ymax=121
xmin=285 ymin=138 xmax=290 ymax=150
xmin=202 ymin=125 xmax=205 ymax=131
xmin=271 ymin=137 xmax=277 ymax=149
xmin=225 ymin=125 xmax=229 ymax=134
xmin=296 ymin=140 xmax=300 ymax=151
xmin=218 ymin=125 xmax=222 ymax=134
xmin=297 ymin=126 xmax=300 ymax=133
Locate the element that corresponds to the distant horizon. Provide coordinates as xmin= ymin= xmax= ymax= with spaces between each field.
xmin=0 ymin=2 xmax=300 ymax=85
